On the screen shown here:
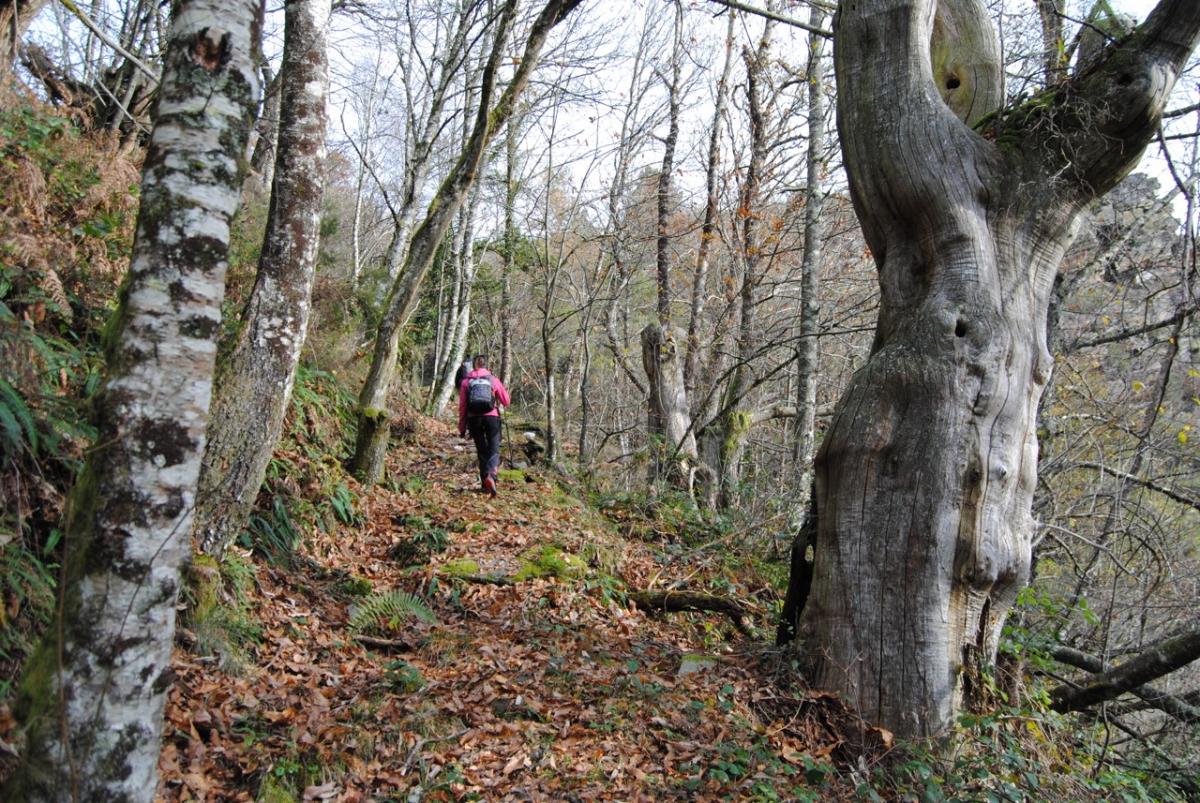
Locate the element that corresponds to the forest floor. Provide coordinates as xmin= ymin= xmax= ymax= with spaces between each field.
xmin=157 ymin=412 xmax=872 ymax=801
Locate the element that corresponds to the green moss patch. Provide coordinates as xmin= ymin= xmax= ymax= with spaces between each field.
xmin=440 ymin=558 xmax=479 ymax=578
xmin=514 ymin=544 xmax=587 ymax=582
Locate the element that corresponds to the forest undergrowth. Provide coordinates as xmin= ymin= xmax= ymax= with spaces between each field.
xmin=156 ymin=391 xmax=867 ymax=801
xmin=148 ymin=375 xmax=1166 ymax=802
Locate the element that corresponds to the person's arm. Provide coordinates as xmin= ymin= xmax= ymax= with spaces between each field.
xmin=492 ymin=377 xmax=511 ymax=409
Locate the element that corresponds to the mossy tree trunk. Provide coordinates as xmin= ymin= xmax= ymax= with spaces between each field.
xmin=3 ymin=0 xmax=262 ymax=797
xmin=350 ymin=0 xmax=584 ymax=485
xmin=192 ymin=0 xmax=329 ymax=560
xmin=717 ymin=17 xmax=773 ymax=509
xmin=642 ymin=324 xmax=697 ymax=490
xmin=783 ymin=0 xmax=1200 ymax=737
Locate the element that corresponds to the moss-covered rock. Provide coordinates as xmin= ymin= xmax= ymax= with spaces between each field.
xmin=440 ymin=559 xmax=479 ymax=578
xmin=514 ymin=544 xmax=586 ymax=582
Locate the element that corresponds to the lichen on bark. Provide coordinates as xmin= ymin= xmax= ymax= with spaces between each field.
xmin=3 ymin=0 xmax=263 ymax=798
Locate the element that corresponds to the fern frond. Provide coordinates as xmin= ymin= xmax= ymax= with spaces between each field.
xmin=0 ymin=377 xmax=38 ymax=457
xmin=349 ymin=590 xmax=436 ymax=634
xmin=38 ymin=268 xmax=72 ymax=321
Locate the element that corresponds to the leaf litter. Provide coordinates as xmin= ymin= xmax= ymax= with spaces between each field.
xmin=158 ymin=413 xmax=866 ymax=801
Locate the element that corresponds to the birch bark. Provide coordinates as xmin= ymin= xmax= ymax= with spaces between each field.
xmin=4 ymin=0 xmax=262 ymax=796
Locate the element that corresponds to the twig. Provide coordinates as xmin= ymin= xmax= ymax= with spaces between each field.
xmin=58 ymin=0 xmax=159 ymax=85
xmin=353 ymin=634 xmax=415 ymax=650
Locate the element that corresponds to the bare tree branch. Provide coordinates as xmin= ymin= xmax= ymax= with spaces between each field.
xmin=1050 ymin=626 xmax=1200 ymax=714
xmin=1049 ymin=645 xmax=1200 ymax=723
xmin=1069 ymin=461 xmax=1200 ymax=513
xmin=704 ymin=0 xmax=833 ymax=39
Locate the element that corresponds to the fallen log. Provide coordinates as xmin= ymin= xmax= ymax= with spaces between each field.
xmin=353 ymin=635 xmax=414 ymax=651
xmin=629 ymin=590 xmax=753 ymax=636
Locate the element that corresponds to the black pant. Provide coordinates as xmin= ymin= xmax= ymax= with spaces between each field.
xmin=467 ymin=415 xmax=502 ymax=483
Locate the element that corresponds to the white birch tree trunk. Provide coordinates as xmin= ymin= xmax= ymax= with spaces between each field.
xmin=431 ymin=188 xmax=482 ymax=414
xmin=4 ymin=0 xmax=262 ymax=796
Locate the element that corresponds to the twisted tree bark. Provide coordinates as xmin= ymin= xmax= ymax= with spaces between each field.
xmin=784 ymin=0 xmax=1200 ymax=737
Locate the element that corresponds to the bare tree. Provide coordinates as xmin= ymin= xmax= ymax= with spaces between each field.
xmin=350 ymin=0 xmax=584 ymax=485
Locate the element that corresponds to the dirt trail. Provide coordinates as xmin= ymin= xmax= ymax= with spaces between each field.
xmin=159 ymin=417 xmax=851 ymax=801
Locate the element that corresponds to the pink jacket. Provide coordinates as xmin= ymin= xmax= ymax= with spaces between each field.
xmin=458 ymin=368 xmax=511 ymax=434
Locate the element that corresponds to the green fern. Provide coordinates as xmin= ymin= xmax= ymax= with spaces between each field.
xmin=349 ymin=590 xmax=437 ymax=634
xmin=0 ymin=377 xmax=38 ymax=458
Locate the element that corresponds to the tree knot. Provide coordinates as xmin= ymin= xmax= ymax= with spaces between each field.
xmin=192 ymin=28 xmax=230 ymax=73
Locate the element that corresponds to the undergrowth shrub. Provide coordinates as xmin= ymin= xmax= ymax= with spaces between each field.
xmin=239 ymin=363 xmax=361 ymax=563
xmin=871 ymin=703 xmax=1190 ymax=802
xmin=0 ymin=95 xmax=136 ymax=699
xmin=388 ymin=514 xmax=450 ymax=566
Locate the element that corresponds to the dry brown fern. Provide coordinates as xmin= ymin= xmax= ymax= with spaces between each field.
xmin=37 ymin=267 xmax=71 ymax=321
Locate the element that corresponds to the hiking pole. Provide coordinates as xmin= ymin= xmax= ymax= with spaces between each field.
xmin=501 ymin=417 xmax=513 ymax=469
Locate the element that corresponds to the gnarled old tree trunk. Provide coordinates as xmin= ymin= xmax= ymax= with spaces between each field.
xmin=192 ymin=0 xmax=329 ymax=559
xmin=3 ymin=0 xmax=262 ymax=797
xmin=641 ymin=324 xmax=698 ymax=491
xmin=782 ymin=0 xmax=1200 ymax=737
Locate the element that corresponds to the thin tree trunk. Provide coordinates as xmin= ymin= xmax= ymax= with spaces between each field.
xmin=431 ymin=187 xmax=483 ymax=414
xmin=3 ymin=0 xmax=261 ymax=796
xmin=790 ymin=7 xmax=828 ymax=503
xmin=192 ymin=0 xmax=329 ymax=560
xmin=684 ymin=10 xmax=735 ymax=394
xmin=350 ymin=0 xmax=584 ymax=485
xmin=777 ymin=6 xmax=829 ymax=643
xmin=250 ymin=65 xmax=282 ymax=189
xmin=350 ymin=56 xmax=381 ymax=287
xmin=543 ymin=324 xmax=557 ymax=462
xmin=500 ymin=115 xmax=518 ymax=386
xmin=655 ymin=0 xmax=683 ymax=330
xmin=718 ymin=18 xmax=773 ymax=509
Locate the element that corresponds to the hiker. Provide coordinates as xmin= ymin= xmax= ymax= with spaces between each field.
xmin=458 ymin=354 xmax=510 ymax=496
xmin=453 ymin=356 xmax=473 ymax=396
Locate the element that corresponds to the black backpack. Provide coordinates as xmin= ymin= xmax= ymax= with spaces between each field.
xmin=466 ymin=376 xmax=495 ymax=414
